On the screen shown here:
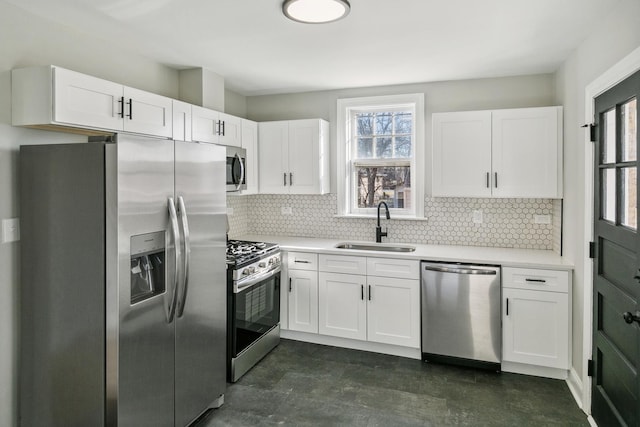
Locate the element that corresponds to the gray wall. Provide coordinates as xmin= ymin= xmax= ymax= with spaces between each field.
xmin=0 ymin=3 xmax=180 ymax=426
xmin=554 ymin=0 xmax=640 ymax=392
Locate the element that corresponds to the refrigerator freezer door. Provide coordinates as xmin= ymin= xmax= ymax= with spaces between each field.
xmin=114 ymin=136 xmax=176 ymax=427
xmin=174 ymin=140 xmax=227 ymax=426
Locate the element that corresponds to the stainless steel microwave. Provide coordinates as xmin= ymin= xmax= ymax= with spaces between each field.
xmin=226 ymin=146 xmax=246 ymax=192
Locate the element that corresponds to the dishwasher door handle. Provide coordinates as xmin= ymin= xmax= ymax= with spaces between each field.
xmin=422 ymin=265 xmax=497 ymax=275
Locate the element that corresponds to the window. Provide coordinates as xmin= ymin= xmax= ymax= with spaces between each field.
xmin=337 ymin=94 xmax=424 ymax=217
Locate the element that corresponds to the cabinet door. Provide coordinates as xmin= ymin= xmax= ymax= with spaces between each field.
xmin=318 ymin=272 xmax=367 ymax=340
xmin=191 ymin=105 xmax=220 ymax=144
xmin=432 ymin=111 xmax=492 ymax=197
xmin=492 ymin=107 xmax=562 ymax=198
xmin=288 ymin=119 xmax=321 ymax=194
xmin=503 ymin=288 xmax=569 ymax=369
xmin=241 ymin=119 xmax=259 ymax=194
xmin=218 ymin=113 xmax=242 ymax=147
xmin=123 ymin=87 xmax=173 ymax=137
xmin=288 ymin=269 xmax=318 ymax=333
xmin=172 ymin=100 xmax=192 ymax=141
xmin=258 ymin=122 xmax=289 ymax=194
xmin=366 ymin=276 xmax=420 ymax=348
xmin=53 ymin=67 xmax=124 ymax=130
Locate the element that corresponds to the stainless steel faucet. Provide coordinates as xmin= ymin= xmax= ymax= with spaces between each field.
xmin=376 ymin=201 xmax=390 ymax=243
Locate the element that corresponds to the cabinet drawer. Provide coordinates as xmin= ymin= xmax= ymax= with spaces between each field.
xmin=287 ymin=251 xmax=318 ymax=271
xmin=319 ymin=254 xmax=366 ymax=275
xmin=367 ymin=258 xmax=419 ymax=280
xmin=502 ymin=267 xmax=569 ymax=293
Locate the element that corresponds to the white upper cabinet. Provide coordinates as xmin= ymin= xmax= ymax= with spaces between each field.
xmin=258 ymin=119 xmax=330 ymax=194
xmin=492 ymin=107 xmax=562 ymax=198
xmin=172 ymin=100 xmax=192 ymax=142
xmin=241 ymin=119 xmax=259 ymax=194
xmin=12 ymin=66 xmax=172 ymax=138
xmin=218 ymin=113 xmax=242 ymax=147
xmin=191 ymin=105 xmax=220 ymax=144
xmin=432 ymin=106 xmax=563 ymax=198
xmin=432 ymin=111 xmax=492 ymax=197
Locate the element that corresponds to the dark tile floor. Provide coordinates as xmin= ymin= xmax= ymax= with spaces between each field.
xmin=197 ymin=339 xmax=588 ymax=426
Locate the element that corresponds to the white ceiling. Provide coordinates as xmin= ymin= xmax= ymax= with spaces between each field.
xmin=5 ymin=0 xmax=621 ymax=96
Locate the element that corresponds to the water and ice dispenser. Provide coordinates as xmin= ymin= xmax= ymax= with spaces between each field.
xmin=130 ymin=231 xmax=166 ymax=304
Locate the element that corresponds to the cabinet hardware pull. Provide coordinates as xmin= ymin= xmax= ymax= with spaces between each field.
xmin=289 ymin=278 xmax=292 ymax=292
xmin=126 ymin=98 xmax=133 ymax=120
xmin=215 ymin=121 xmax=220 ymax=136
xmin=525 ymin=278 xmax=546 ymax=283
xmin=118 ymin=96 xmax=125 ymax=119
xmin=506 ymin=298 xmax=509 ymax=316
xmin=290 ymin=173 xmax=293 ymax=186
xmin=361 ymin=285 xmax=364 ymax=300
xmin=494 ymin=172 xmax=498 ymax=188
xmin=622 ymin=311 xmax=640 ymax=325
xmin=368 ymin=285 xmax=372 ymax=301
xmin=486 ymin=172 xmax=490 ymax=188
xmin=221 ymin=120 xmax=225 ymax=136
xmin=294 ymin=260 xmax=310 ymax=264
xmin=283 ymin=173 xmax=287 ymax=186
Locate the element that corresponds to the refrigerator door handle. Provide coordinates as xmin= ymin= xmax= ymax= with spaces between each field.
xmin=176 ymin=196 xmax=191 ymax=318
xmin=167 ymin=198 xmax=181 ymax=323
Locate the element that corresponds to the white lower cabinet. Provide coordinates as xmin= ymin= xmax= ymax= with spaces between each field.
xmin=288 ymin=269 xmax=318 ymax=333
xmin=367 ymin=276 xmax=420 ymax=348
xmin=318 ymin=272 xmax=367 ymax=340
xmin=502 ymin=267 xmax=571 ymax=374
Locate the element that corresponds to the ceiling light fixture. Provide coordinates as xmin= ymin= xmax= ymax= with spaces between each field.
xmin=283 ymin=0 xmax=350 ymax=24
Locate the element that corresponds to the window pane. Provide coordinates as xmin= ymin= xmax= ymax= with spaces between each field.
xmin=395 ymin=136 xmax=411 ymax=158
xmin=622 ymin=166 xmax=637 ymax=229
xmin=394 ymin=113 xmax=412 ymax=134
xmin=356 ymin=113 xmax=373 ymax=136
xmin=602 ymin=108 xmax=616 ymax=164
xmin=375 ymin=113 xmax=393 ymax=135
xmin=375 ymin=137 xmax=392 ymax=158
xmin=622 ymin=98 xmax=637 ymax=162
xmin=357 ymin=138 xmax=373 ymax=158
xmin=356 ymin=166 xmax=411 ymax=209
xmin=601 ymin=168 xmax=616 ymax=222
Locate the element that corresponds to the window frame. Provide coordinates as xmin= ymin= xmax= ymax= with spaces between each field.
xmin=337 ymin=93 xmax=425 ymax=218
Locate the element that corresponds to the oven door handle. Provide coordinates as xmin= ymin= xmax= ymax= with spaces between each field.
xmin=234 ymin=266 xmax=281 ymax=293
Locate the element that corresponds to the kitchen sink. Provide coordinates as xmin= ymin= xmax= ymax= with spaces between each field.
xmin=334 ymin=242 xmax=416 ymax=252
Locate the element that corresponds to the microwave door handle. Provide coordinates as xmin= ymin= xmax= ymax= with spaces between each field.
xmin=234 ymin=153 xmax=245 ymax=191
xmin=166 ymin=198 xmax=181 ymax=323
xmin=176 ymin=196 xmax=190 ymax=318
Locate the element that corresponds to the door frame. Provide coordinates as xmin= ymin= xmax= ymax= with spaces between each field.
xmin=582 ymin=44 xmax=640 ymax=415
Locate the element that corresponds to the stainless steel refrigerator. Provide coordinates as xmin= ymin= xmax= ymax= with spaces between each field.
xmin=19 ymin=134 xmax=227 ymax=427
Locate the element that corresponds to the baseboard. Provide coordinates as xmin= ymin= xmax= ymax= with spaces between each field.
xmin=501 ymin=361 xmax=568 ymax=379
xmin=566 ymin=367 xmax=584 ymax=410
xmin=281 ymin=329 xmax=421 ymax=359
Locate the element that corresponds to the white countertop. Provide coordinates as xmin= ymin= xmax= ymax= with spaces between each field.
xmin=238 ymin=234 xmax=574 ymax=270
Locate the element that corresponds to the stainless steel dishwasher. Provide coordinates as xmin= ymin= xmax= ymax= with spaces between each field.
xmin=421 ymin=261 xmax=501 ymax=370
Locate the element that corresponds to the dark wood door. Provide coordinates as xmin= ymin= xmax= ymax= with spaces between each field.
xmin=592 ymin=69 xmax=640 ymax=427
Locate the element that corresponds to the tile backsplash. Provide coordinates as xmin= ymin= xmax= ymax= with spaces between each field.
xmin=228 ymin=193 xmax=562 ymax=253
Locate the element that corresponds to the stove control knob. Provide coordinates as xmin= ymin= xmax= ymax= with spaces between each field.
xmin=249 ymin=267 xmax=256 ymax=274
xmin=268 ymin=258 xmax=274 ymax=265
xmin=258 ymin=262 xmax=266 ymax=268
xmin=242 ymin=268 xmax=251 ymax=276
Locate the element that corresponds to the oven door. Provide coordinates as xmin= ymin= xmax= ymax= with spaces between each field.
xmin=231 ymin=271 xmax=280 ymax=358
xmin=226 ymin=146 xmax=246 ymax=192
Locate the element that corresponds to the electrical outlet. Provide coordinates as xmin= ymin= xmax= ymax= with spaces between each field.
xmin=2 ymin=218 xmax=20 ymax=243
xmin=472 ymin=210 xmax=483 ymax=224
xmin=534 ymin=214 xmax=551 ymax=224
xmin=281 ymin=207 xmax=293 ymax=215
xmin=226 ymin=207 xmax=234 ymax=215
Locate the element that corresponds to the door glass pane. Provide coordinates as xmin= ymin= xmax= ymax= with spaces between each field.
xmin=602 ymin=108 xmax=616 ymax=164
xmin=622 ymin=98 xmax=637 ymax=162
xmin=622 ymin=167 xmax=637 ymax=229
xmin=601 ymin=168 xmax=616 ymax=222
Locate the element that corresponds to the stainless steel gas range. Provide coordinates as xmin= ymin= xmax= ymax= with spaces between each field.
xmin=226 ymin=240 xmax=281 ymax=382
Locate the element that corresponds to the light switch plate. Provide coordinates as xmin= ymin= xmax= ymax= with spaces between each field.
xmin=472 ymin=210 xmax=483 ymax=224
xmin=534 ymin=215 xmax=551 ymax=224
xmin=2 ymin=218 xmax=20 ymax=243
